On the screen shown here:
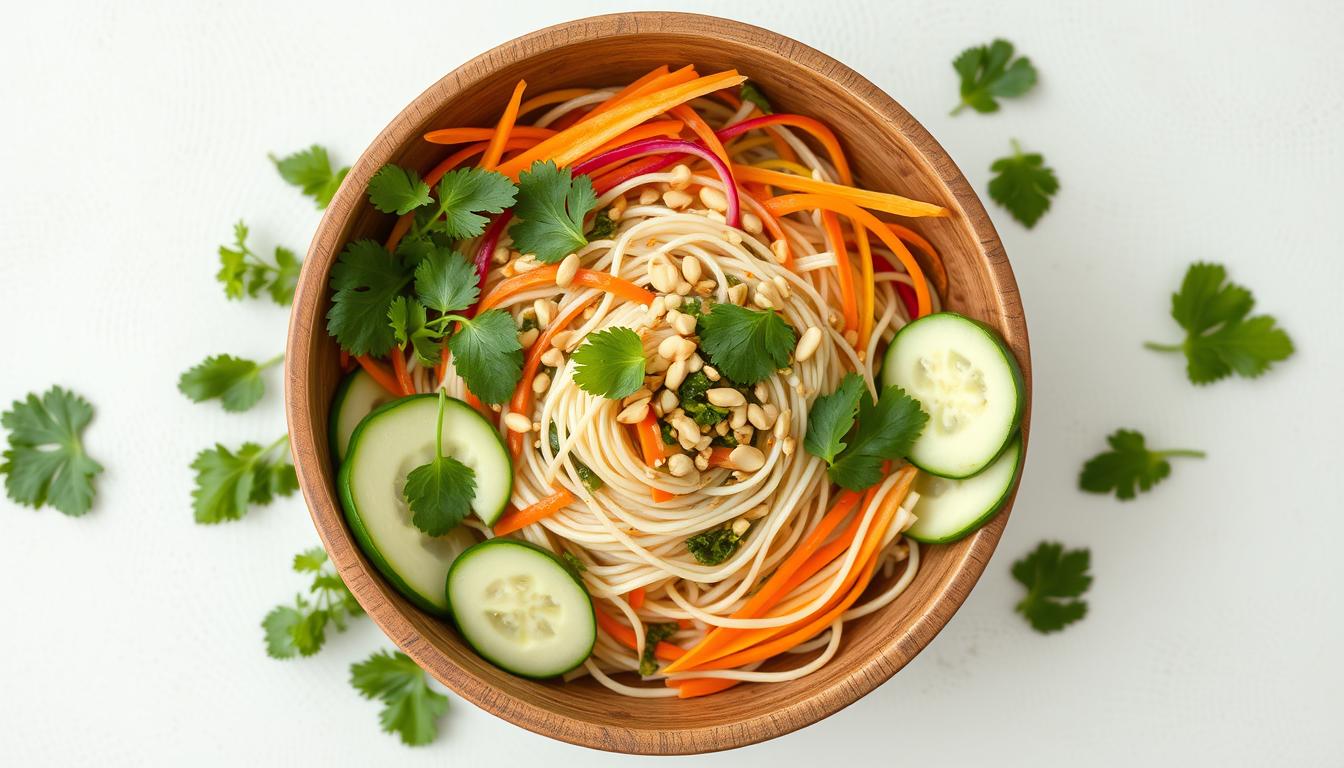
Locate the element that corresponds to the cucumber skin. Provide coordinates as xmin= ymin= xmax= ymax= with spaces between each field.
xmin=905 ymin=435 xmax=1024 ymax=545
xmin=337 ymin=394 xmax=514 ymax=616
xmin=445 ymin=538 xmax=597 ymax=680
xmin=884 ymin=312 xmax=1026 ymax=479
xmin=327 ymin=370 xmax=359 ymax=463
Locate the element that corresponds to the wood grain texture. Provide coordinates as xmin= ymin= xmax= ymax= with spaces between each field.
xmin=285 ymin=12 xmax=1030 ymax=755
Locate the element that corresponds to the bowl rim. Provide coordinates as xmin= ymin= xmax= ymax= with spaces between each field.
xmin=286 ymin=11 xmax=1029 ymax=754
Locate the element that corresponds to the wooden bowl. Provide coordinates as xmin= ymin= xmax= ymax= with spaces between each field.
xmin=285 ymin=11 xmax=1030 ymax=755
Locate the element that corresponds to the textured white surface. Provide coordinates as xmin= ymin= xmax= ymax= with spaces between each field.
xmin=1 ymin=1 xmax=1341 ymax=764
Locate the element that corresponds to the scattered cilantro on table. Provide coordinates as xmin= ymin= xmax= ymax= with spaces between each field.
xmin=216 ymin=220 xmax=302 ymax=305
xmin=804 ymin=373 xmax=928 ymax=491
xmin=698 ymin=303 xmax=796 ymax=384
xmin=1079 ymin=429 xmax=1204 ymax=500
xmin=988 ymin=139 xmax=1059 ymax=228
xmin=951 ymin=39 xmax=1038 ymax=115
xmin=177 ymin=353 xmax=283 ymax=412
xmin=350 ymin=649 xmax=449 ymax=747
xmin=270 ymin=144 xmax=349 ymax=209
xmin=1145 ymin=262 xmax=1294 ymax=384
xmin=508 ymin=160 xmax=600 ymax=263
xmin=263 ymin=546 xmax=363 ymax=659
xmin=1012 ymin=542 xmax=1091 ymax=633
xmin=571 ymin=327 xmax=647 ymax=399
xmin=190 ymin=435 xmax=296 ymax=524
xmin=1 ymin=386 xmax=102 ymax=517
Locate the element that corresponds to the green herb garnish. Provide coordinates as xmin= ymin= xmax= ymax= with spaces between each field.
xmin=1 ymin=386 xmax=102 ymax=517
xmin=740 ymin=80 xmax=773 ymax=113
xmin=951 ymin=39 xmax=1038 ymax=115
xmin=698 ymin=303 xmax=796 ymax=385
xmin=177 ymin=353 xmax=282 ymax=413
xmin=350 ymin=650 xmax=449 ymax=747
xmin=572 ymin=327 xmax=647 ymax=400
xmin=588 ymin=210 xmax=617 ymax=240
xmin=988 ymin=139 xmax=1058 ymax=229
xmin=686 ymin=526 xmax=744 ymax=565
xmin=263 ymin=546 xmax=363 ymax=659
xmin=1079 ymin=429 xmax=1204 ymax=500
xmin=1145 ymin=262 xmax=1294 ymax=384
xmin=548 ymin=424 xmax=603 ymax=491
xmin=190 ymin=434 xmax=296 ymax=524
xmin=404 ymin=391 xmax=477 ymax=536
xmin=804 ymin=374 xmax=928 ymax=491
xmin=640 ymin=621 xmax=680 ymax=676
xmin=217 ymin=220 xmax=302 ymax=305
xmin=270 ymin=144 xmax=349 ymax=209
xmin=508 ymin=160 xmax=599 ymax=263
xmin=1012 ymin=542 xmax=1091 ymax=633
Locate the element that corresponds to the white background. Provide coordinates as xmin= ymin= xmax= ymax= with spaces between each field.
xmin=2 ymin=1 xmax=1341 ymax=765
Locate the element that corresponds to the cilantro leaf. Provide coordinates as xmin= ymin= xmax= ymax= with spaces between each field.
xmin=216 ymin=221 xmax=303 ymax=305
xmin=1079 ymin=429 xmax=1204 ymax=500
xmin=508 ymin=161 xmax=598 ymax=263
xmin=988 ymin=140 xmax=1058 ymax=228
xmin=404 ymin=391 xmax=477 ymax=536
xmin=803 ymin=373 xmax=865 ymax=464
xmin=739 ymin=80 xmax=773 ymax=113
xmin=447 ymin=309 xmax=523 ymax=404
xmin=191 ymin=436 xmax=295 ymax=524
xmin=571 ymin=327 xmax=647 ymax=399
xmin=951 ymin=39 xmax=1038 ymax=115
xmin=327 ymin=240 xmax=414 ymax=356
xmin=177 ymin=353 xmax=282 ymax=412
xmin=828 ymin=385 xmax=929 ymax=491
xmin=367 ymin=164 xmax=433 ymax=215
xmin=270 ymin=144 xmax=348 ymax=209
xmin=350 ymin=650 xmax=449 ymax=747
xmin=1147 ymin=263 xmax=1294 ymax=384
xmin=640 ymin=621 xmax=680 ymax=676
xmin=1 ymin=386 xmax=102 ymax=516
xmin=686 ymin=526 xmax=744 ymax=565
xmin=264 ymin=546 xmax=362 ymax=659
xmin=699 ymin=304 xmax=796 ymax=384
xmin=428 ymin=168 xmax=517 ymax=239
xmin=414 ymin=248 xmax=478 ymax=314
xmin=387 ymin=296 xmax=441 ymax=366
xmin=1012 ymin=542 xmax=1091 ymax=633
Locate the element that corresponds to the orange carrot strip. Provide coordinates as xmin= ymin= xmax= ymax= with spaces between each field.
xmin=583 ymin=65 xmax=671 ymax=120
xmin=496 ymin=71 xmax=746 ymax=179
xmin=668 ymin=677 xmax=741 ymax=698
xmin=733 ymin=165 xmax=947 ymax=218
xmin=584 ymin=119 xmax=685 ymax=163
xmin=706 ymin=447 xmax=734 ymax=467
xmin=669 ymin=104 xmax=730 ymax=165
xmin=389 ymin=348 xmax=414 ymax=396
xmin=479 ymin=266 xmax=654 ymax=313
xmin=491 ymin=487 xmax=576 ymax=536
xmin=423 ymin=125 xmax=555 ymax=146
xmin=821 ymin=211 xmax=860 ymax=337
xmin=518 ymin=87 xmax=593 ymax=117
xmin=479 ymin=79 xmax=527 ymax=170
xmin=505 ymin=296 xmax=599 ymax=457
xmin=886 ymin=223 xmax=948 ymax=299
xmin=765 ymin=194 xmax=931 ymax=317
xmin=586 ymin=65 xmax=697 ymax=122
xmin=634 ymin=413 xmax=676 ymax=503
xmin=354 ymin=355 xmax=403 ymax=397
xmin=854 ymin=224 xmax=876 ymax=348
xmin=628 ymin=587 xmax=646 ymax=610
xmin=594 ymin=607 xmax=685 ymax=660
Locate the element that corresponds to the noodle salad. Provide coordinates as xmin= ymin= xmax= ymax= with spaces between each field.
xmin=324 ymin=66 xmax=1025 ymax=698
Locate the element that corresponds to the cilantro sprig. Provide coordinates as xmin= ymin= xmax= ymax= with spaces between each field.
xmin=1145 ymin=262 xmax=1294 ymax=384
xmin=988 ymin=140 xmax=1059 ymax=229
xmin=263 ymin=547 xmax=363 ymax=659
xmin=804 ymin=374 xmax=928 ymax=491
xmin=698 ymin=304 xmax=796 ymax=385
xmin=216 ymin=221 xmax=302 ymax=305
xmin=1079 ymin=429 xmax=1204 ymax=500
xmin=571 ymin=327 xmax=647 ymax=399
xmin=177 ymin=353 xmax=283 ymax=413
xmin=1012 ymin=542 xmax=1091 ymax=633
xmin=508 ymin=160 xmax=600 ymax=263
xmin=951 ymin=39 xmax=1038 ymax=115
xmin=1 ymin=386 xmax=102 ymax=517
xmin=190 ymin=434 xmax=297 ymax=524
xmin=404 ymin=391 xmax=477 ymax=536
xmin=270 ymin=144 xmax=349 ymax=209
xmin=350 ymin=649 xmax=449 ymax=747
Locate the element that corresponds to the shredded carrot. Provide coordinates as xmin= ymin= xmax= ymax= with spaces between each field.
xmin=583 ymin=119 xmax=686 ymax=165
xmin=339 ymin=348 xmax=352 ymax=371
xmin=719 ymin=113 xmax=853 ymax=184
xmin=389 ymin=348 xmax=414 ymax=396
xmin=734 ymin=165 xmax=947 ymax=218
xmin=518 ymin=87 xmax=593 ymax=117
xmin=706 ymin=447 xmax=734 ymax=467
xmin=854 ymin=224 xmax=876 ymax=349
xmin=628 ymin=587 xmax=646 ymax=610
xmin=821 ymin=212 xmax=860 ymax=338
xmin=594 ymin=607 xmax=685 ymax=661
xmin=354 ymin=355 xmax=403 ymax=397
xmin=423 ymin=124 xmax=554 ymax=146
xmin=479 ymin=266 xmax=654 ymax=313
xmin=751 ymin=158 xmax=815 ymax=177
xmin=669 ymin=104 xmax=730 ymax=165
xmin=586 ymin=65 xmax=697 ymax=122
xmin=764 ymin=194 xmax=931 ymax=317
xmin=583 ymin=65 xmax=671 ymax=119
xmin=479 ymin=79 xmax=527 ymax=170
xmin=886 ymin=223 xmax=949 ymax=299
xmin=505 ymin=296 xmax=599 ymax=457
xmin=668 ymin=677 xmax=741 ymax=698
xmin=634 ymin=412 xmax=676 ymax=503
xmin=491 ymin=487 xmax=576 ymax=536
xmin=495 ymin=71 xmax=747 ymax=179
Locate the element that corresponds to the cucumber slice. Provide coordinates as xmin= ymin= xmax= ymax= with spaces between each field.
xmin=447 ymin=539 xmax=596 ymax=679
xmin=338 ymin=395 xmax=512 ymax=614
xmin=882 ymin=312 xmax=1024 ymax=478
xmin=329 ymin=370 xmax=396 ymax=462
xmin=905 ymin=436 xmax=1022 ymax=543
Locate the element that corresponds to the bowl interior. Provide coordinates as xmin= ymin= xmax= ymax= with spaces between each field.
xmin=286 ymin=12 xmax=1029 ymax=755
